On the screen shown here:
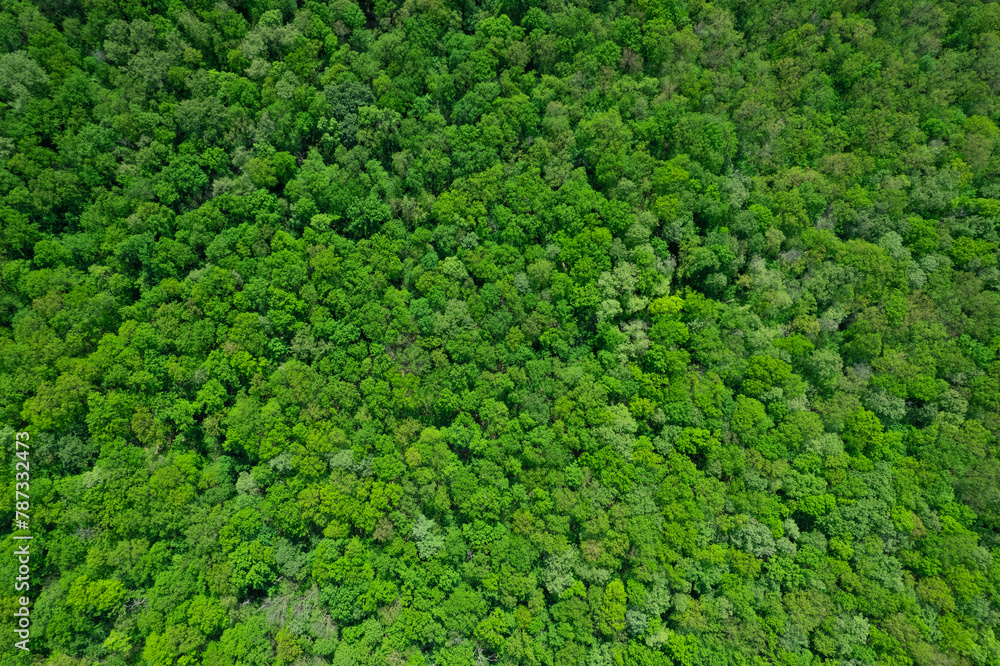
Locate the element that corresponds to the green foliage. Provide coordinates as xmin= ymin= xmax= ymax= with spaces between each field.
xmin=2 ymin=0 xmax=1000 ymax=664
xmin=598 ymin=579 xmax=628 ymax=637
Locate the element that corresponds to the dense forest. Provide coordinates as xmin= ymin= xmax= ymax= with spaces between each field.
xmin=2 ymin=0 xmax=1000 ymax=663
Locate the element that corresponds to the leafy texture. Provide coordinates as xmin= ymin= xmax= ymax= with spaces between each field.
xmin=2 ymin=0 xmax=1000 ymax=664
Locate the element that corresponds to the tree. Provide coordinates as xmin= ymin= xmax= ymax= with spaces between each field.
xmin=598 ymin=580 xmax=628 ymax=637
xmin=0 ymin=51 xmax=49 ymax=113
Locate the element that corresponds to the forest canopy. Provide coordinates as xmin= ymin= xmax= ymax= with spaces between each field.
xmin=2 ymin=0 xmax=1000 ymax=664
